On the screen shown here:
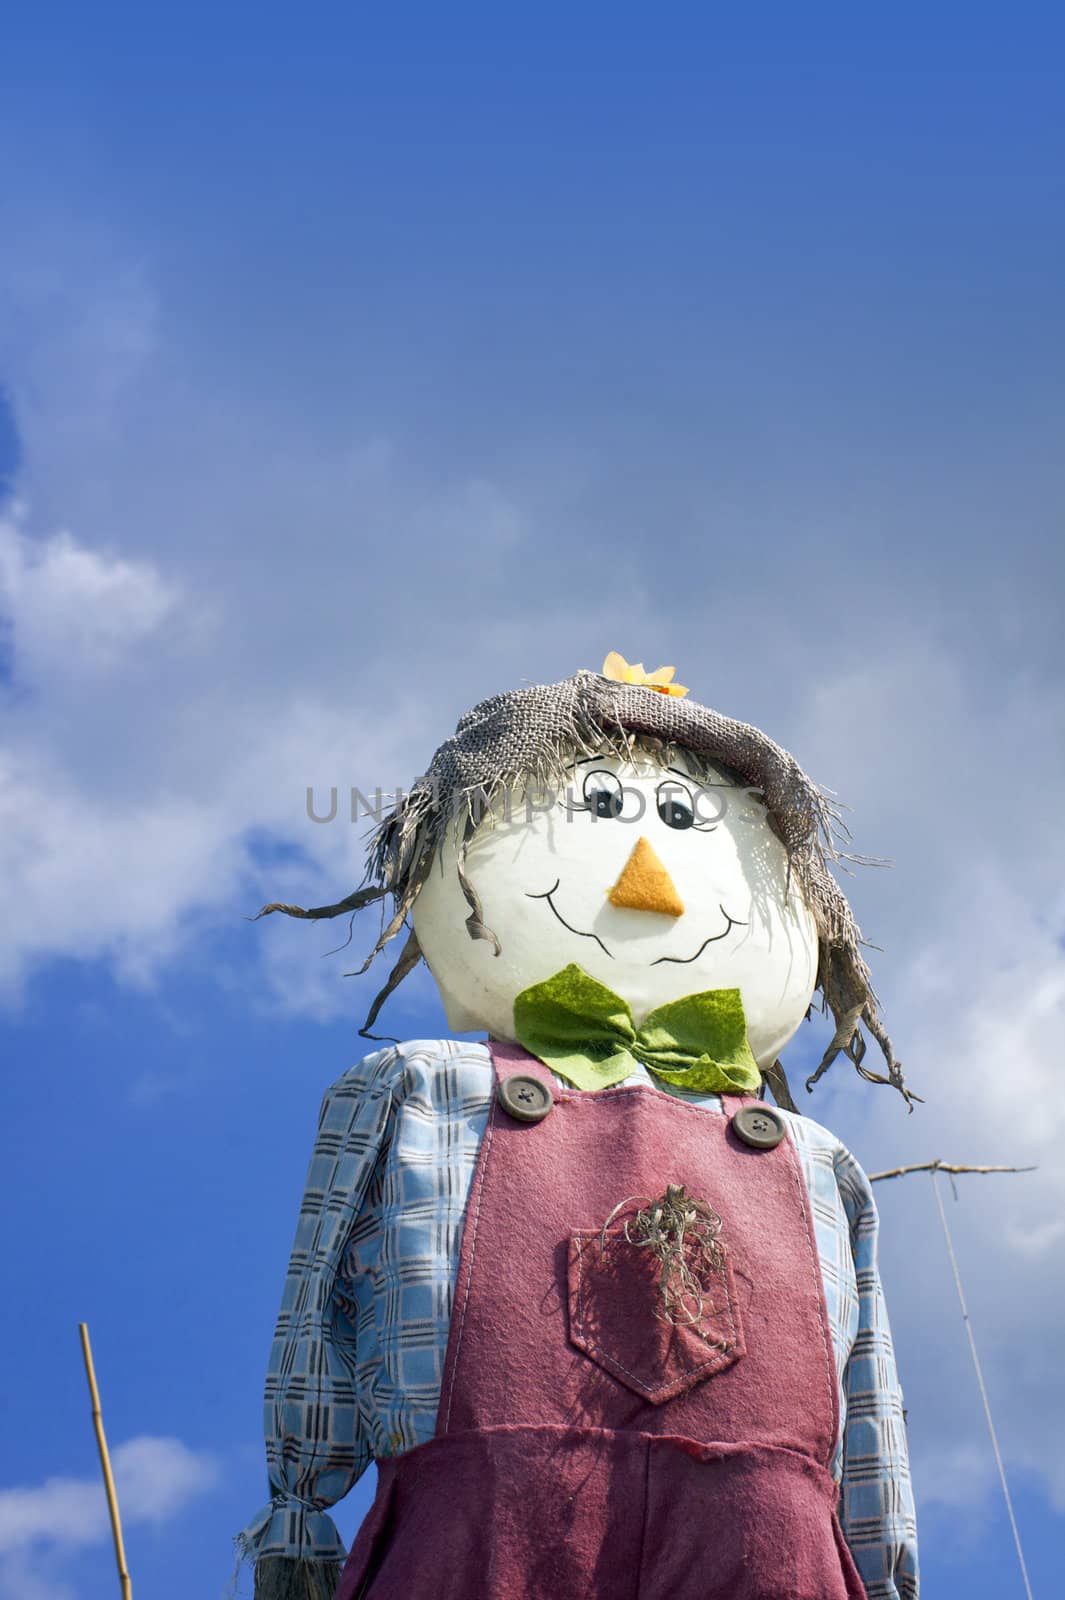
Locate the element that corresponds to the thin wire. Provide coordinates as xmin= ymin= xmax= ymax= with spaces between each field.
xmin=930 ymin=1169 xmax=1034 ymax=1600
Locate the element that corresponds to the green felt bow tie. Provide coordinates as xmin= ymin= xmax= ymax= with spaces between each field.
xmin=511 ymin=963 xmax=761 ymax=1094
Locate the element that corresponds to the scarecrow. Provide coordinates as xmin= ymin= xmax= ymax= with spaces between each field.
xmin=236 ymin=656 xmax=919 ymax=1600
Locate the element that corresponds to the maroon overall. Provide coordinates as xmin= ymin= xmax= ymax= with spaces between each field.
xmin=336 ymin=1044 xmax=868 ymax=1599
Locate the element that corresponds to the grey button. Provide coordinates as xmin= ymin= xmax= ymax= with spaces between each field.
xmin=731 ymin=1103 xmax=786 ymax=1150
xmin=497 ymin=1074 xmax=554 ymax=1123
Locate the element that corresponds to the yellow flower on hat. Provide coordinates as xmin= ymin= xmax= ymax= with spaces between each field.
xmin=601 ymin=651 xmax=688 ymax=697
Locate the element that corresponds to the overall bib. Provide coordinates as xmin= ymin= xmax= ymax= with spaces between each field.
xmin=336 ymin=1044 xmax=868 ymax=1599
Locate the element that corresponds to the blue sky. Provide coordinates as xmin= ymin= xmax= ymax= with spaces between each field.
xmin=2 ymin=4 xmax=1064 ymax=1596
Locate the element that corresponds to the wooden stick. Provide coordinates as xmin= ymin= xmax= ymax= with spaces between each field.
xmin=79 ymin=1324 xmax=132 ymax=1600
xmin=869 ymin=1160 xmax=1036 ymax=1183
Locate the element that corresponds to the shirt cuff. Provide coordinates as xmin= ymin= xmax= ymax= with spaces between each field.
xmin=235 ymin=1493 xmax=348 ymax=1563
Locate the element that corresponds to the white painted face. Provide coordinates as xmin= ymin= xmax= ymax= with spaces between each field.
xmin=411 ymin=749 xmax=819 ymax=1069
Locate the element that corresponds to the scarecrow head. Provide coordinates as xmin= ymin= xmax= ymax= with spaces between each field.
xmin=254 ymin=655 xmax=913 ymax=1107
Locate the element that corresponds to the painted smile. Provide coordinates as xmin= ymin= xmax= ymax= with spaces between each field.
xmin=525 ymin=879 xmax=747 ymax=965
xmin=649 ymin=912 xmax=747 ymax=965
xmin=526 ymin=879 xmax=614 ymax=957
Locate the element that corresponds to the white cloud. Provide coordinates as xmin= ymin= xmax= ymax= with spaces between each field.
xmin=109 ymin=1436 xmax=218 ymax=1525
xmin=0 ymin=512 xmax=183 ymax=677
xmin=912 ymin=1438 xmax=999 ymax=1513
xmin=0 ymin=500 xmax=426 ymax=1007
xmin=786 ymin=641 xmax=1065 ymax=1525
xmin=0 ymin=690 xmax=419 ymax=1008
xmin=0 ymin=1435 xmax=218 ymax=1554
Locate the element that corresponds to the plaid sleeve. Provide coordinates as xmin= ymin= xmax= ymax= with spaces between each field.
xmin=234 ymin=1047 xmax=399 ymax=1565
xmin=835 ymin=1145 xmax=920 ymax=1600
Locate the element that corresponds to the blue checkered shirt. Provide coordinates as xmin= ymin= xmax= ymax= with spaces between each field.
xmin=236 ymin=1039 xmax=919 ymax=1598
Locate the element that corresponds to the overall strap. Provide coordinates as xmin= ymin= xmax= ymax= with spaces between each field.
xmin=486 ymin=1038 xmax=557 ymax=1090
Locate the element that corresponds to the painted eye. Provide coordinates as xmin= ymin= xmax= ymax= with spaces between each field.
xmin=582 ymin=769 xmax=624 ymax=819
xmin=656 ymin=780 xmax=695 ymax=830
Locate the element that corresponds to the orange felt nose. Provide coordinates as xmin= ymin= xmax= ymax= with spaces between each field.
xmin=607 ymin=836 xmax=685 ymax=918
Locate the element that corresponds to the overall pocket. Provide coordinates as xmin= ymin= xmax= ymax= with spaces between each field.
xmin=567 ymin=1223 xmax=745 ymax=1404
